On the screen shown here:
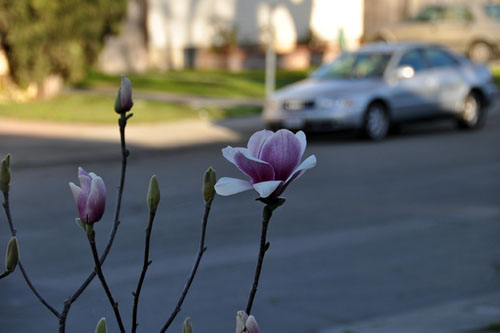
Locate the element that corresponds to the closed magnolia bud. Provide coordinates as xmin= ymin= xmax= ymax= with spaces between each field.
xmin=5 ymin=237 xmax=18 ymax=273
xmin=182 ymin=317 xmax=193 ymax=333
xmin=114 ymin=75 xmax=133 ymax=114
xmin=95 ymin=317 xmax=107 ymax=333
xmin=202 ymin=167 xmax=216 ymax=204
xmin=0 ymin=154 xmax=11 ymax=193
xmin=147 ymin=175 xmax=160 ymax=212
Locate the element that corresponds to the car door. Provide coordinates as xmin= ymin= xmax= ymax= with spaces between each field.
xmin=389 ymin=49 xmax=438 ymax=121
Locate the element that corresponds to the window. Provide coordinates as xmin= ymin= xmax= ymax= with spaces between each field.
xmin=484 ymin=4 xmax=500 ymax=21
xmin=423 ymin=48 xmax=459 ymax=68
xmin=398 ymin=50 xmax=426 ymax=72
xmin=413 ymin=6 xmax=444 ymax=22
xmin=443 ymin=5 xmax=473 ymax=23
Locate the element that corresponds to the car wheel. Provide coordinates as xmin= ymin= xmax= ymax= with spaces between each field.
xmin=457 ymin=92 xmax=485 ymax=130
xmin=363 ymin=103 xmax=390 ymax=140
xmin=468 ymin=42 xmax=493 ymax=63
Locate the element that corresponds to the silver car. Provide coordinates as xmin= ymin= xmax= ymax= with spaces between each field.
xmin=263 ymin=42 xmax=497 ymax=140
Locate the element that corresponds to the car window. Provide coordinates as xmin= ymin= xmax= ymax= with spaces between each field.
xmin=398 ymin=50 xmax=426 ymax=72
xmin=311 ymin=52 xmax=391 ymax=79
xmin=484 ymin=4 xmax=500 ymax=21
xmin=443 ymin=5 xmax=473 ymax=23
xmin=413 ymin=6 xmax=444 ymax=22
xmin=423 ymin=48 xmax=459 ymax=68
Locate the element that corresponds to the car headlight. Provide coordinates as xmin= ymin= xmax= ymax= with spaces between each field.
xmin=316 ymin=97 xmax=355 ymax=110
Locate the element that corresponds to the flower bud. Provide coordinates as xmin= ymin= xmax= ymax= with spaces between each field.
xmin=95 ymin=317 xmax=107 ymax=333
xmin=236 ymin=311 xmax=259 ymax=333
xmin=69 ymin=168 xmax=106 ymax=224
xmin=114 ymin=75 xmax=133 ymax=114
xmin=0 ymin=154 xmax=11 ymax=193
xmin=202 ymin=167 xmax=216 ymax=204
xmin=5 ymin=237 xmax=18 ymax=273
xmin=182 ymin=317 xmax=193 ymax=333
xmin=147 ymin=175 xmax=160 ymax=212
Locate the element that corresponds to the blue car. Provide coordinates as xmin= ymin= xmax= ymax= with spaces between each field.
xmin=263 ymin=42 xmax=497 ymax=140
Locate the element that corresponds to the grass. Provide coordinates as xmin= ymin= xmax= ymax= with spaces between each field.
xmin=0 ymin=94 xmax=261 ymax=124
xmin=76 ymin=69 xmax=309 ymax=99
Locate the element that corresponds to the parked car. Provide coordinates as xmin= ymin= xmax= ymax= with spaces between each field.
xmin=262 ymin=42 xmax=497 ymax=140
xmin=366 ymin=3 xmax=500 ymax=62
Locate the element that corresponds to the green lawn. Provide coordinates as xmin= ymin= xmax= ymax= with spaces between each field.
xmin=76 ymin=69 xmax=309 ymax=99
xmin=0 ymin=94 xmax=260 ymax=124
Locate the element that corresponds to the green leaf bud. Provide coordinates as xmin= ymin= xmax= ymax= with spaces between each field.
xmin=202 ymin=167 xmax=216 ymax=204
xmin=95 ymin=317 xmax=107 ymax=333
xmin=147 ymin=175 xmax=160 ymax=212
xmin=5 ymin=237 xmax=18 ymax=273
xmin=182 ymin=317 xmax=193 ymax=333
xmin=0 ymin=154 xmax=11 ymax=193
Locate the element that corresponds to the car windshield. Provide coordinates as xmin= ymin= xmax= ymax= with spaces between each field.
xmin=310 ymin=52 xmax=392 ymax=79
xmin=484 ymin=4 xmax=500 ymax=20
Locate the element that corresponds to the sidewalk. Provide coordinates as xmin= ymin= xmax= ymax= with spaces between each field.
xmin=321 ymin=292 xmax=500 ymax=333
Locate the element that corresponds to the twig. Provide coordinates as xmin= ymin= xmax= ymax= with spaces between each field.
xmin=0 ymin=271 xmax=9 ymax=279
xmin=245 ymin=198 xmax=285 ymax=315
xmin=159 ymin=201 xmax=213 ymax=332
xmin=87 ymin=228 xmax=126 ymax=333
xmin=132 ymin=210 xmax=156 ymax=332
xmin=2 ymin=192 xmax=61 ymax=318
xmin=59 ymin=113 xmax=132 ymax=332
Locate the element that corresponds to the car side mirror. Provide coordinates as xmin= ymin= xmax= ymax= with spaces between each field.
xmin=395 ymin=66 xmax=415 ymax=79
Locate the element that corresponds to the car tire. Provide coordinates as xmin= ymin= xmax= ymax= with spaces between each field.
xmin=468 ymin=42 xmax=493 ymax=63
xmin=363 ymin=102 xmax=390 ymax=140
xmin=457 ymin=91 xmax=485 ymax=130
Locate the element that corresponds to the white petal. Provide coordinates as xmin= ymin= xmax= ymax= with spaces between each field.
xmin=215 ymin=177 xmax=253 ymax=196
xmin=285 ymin=155 xmax=317 ymax=183
xmin=253 ymin=180 xmax=282 ymax=198
xmin=222 ymin=146 xmax=246 ymax=164
xmin=69 ymin=182 xmax=82 ymax=202
xmin=295 ymin=130 xmax=307 ymax=157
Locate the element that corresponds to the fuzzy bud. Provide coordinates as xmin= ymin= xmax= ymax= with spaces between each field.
xmin=114 ymin=75 xmax=133 ymax=114
xmin=95 ymin=317 xmax=107 ymax=333
xmin=202 ymin=167 xmax=216 ymax=204
xmin=147 ymin=175 xmax=160 ymax=212
xmin=0 ymin=154 xmax=11 ymax=193
xmin=5 ymin=237 xmax=18 ymax=273
xmin=182 ymin=317 xmax=193 ymax=333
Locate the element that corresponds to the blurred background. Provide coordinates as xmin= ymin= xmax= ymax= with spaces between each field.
xmin=0 ymin=0 xmax=500 ymax=332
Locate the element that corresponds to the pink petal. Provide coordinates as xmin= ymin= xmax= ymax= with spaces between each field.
xmin=215 ymin=177 xmax=253 ymax=196
xmin=259 ymin=129 xmax=302 ymax=181
xmin=69 ymin=182 xmax=87 ymax=221
xmin=222 ymin=146 xmax=246 ymax=164
xmin=78 ymin=170 xmax=92 ymax=195
xmin=86 ymin=176 xmax=106 ymax=223
xmin=236 ymin=311 xmax=249 ymax=333
xmin=280 ymin=155 xmax=317 ymax=194
xmin=247 ymin=130 xmax=274 ymax=158
xmin=252 ymin=180 xmax=282 ymax=198
xmin=234 ymin=151 xmax=275 ymax=184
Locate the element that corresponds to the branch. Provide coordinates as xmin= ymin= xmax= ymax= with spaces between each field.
xmin=132 ymin=210 xmax=156 ymax=332
xmin=59 ymin=113 xmax=131 ymax=332
xmin=87 ymin=228 xmax=126 ymax=333
xmin=2 ymin=192 xmax=61 ymax=318
xmin=159 ymin=201 xmax=213 ymax=332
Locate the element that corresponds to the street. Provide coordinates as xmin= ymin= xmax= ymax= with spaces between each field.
xmin=0 ymin=112 xmax=499 ymax=333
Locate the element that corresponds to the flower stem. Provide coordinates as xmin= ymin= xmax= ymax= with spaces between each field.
xmin=245 ymin=198 xmax=285 ymax=315
xmin=59 ymin=113 xmax=132 ymax=332
xmin=132 ymin=210 xmax=156 ymax=333
xmin=87 ymin=229 xmax=126 ymax=333
xmin=1 ymin=191 xmax=61 ymax=318
xmin=159 ymin=200 xmax=213 ymax=333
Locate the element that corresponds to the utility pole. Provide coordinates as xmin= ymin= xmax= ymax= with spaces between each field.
xmin=265 ymin=1 xmax=276 ymax=98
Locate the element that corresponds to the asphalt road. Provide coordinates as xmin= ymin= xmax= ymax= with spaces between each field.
xmin=0 ymin=112 xmax=499 ymax=333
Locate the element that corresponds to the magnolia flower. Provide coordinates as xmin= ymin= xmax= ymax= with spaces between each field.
xmin=114 ymin=75 xmax=133 ymax=113
xmin=215 ymin=129 xmax=316 ymax=198
xmin=69 ymin=167 xmax=106 ymax=223
xmin=236 ymin=311 xmax=259 ymax=333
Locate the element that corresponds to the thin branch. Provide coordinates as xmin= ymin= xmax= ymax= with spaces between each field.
xmin=245 ymin=198 xmax=285 ymax=315
xmin=2 ymin=192 xmax=61 ymax=318
xmin=0 ymin=271 xmax=9 ymax=279
xmin=132 ymin=210 xmax=156 ymax=333
xmin=87 ymin=229 xmax=126 ymax=333
xmin=159 ymin=201 xmax=213 ymax=333
xmin=59 ymin=113 xmax=132 ymax=333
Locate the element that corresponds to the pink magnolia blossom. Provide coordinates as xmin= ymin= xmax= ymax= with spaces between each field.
xmin=236 ymin=311 xmax=259 ymax=333
xmin=69 ymin=167 xmax=106 ymax=223
xmin=215 ymin=129 xmax=316 ymax=198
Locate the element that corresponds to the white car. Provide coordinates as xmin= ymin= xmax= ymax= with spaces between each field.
xmin=263 ymin=42 xmax=497 ymax=140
